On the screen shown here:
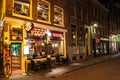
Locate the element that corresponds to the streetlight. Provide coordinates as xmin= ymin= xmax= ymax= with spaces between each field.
xmin=91 ymin=23 xmax=98 ymax=37
xmin=93 ymin=23 xmax=98 ymax=27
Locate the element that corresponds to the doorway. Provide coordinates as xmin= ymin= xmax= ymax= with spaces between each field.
xmin=10 ymin=43 xmax=22 ymax=74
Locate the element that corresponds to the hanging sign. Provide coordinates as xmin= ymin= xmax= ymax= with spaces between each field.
xmin=24 ymin=22 xmax=34 ymax=31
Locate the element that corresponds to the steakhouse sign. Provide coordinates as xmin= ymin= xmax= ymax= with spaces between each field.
xmin=31 ymin=30 xmax=46 ymax=37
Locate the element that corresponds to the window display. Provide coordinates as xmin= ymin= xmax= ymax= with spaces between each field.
xmin=104 ymin=43 xmax=107 ymax=53
xmin=25 ymin=29 xmax=64 ymax=59
xmin=37 ymin=0 xmax=50 ymax=22
xmin=96 ymin=44 xmax=100 ymax=54
xmin=26 ymin=28 xmax=47 ymax=59
xmin=50 ymin=32 xmax=64 ymax=56
xmin=26 ymin=38 xmax=47 ymax=59
xmin=100 ymin=43 xmax=103 ymax=53
xmin=52 ymin=40 xmax=63 ymax=56
xmin=54 ymin=5 xmax=64 ymax=26
xmin=10 ymin=25 xmax=23 ymax=41
xmin=13 ymin=0 xmax=31 ymax=17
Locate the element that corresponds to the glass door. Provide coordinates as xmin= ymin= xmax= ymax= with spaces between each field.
xmin=11 ymin=43 xmax=21 ymax=57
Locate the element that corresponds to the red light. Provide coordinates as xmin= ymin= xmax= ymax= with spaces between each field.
xmin=96 ymin=39 xmax=100 ymax=44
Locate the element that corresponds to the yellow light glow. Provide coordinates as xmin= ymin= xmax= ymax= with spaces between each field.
xmin=73 ymin=35 xmax=76 ymax=39
xmin=41 ymin=43 xmax=44 ymax=46
xmin=4 ymin=37 xmax=8 ymax=42
xmin=12 ymin=36 xmax=17 ymax=40
xmin=12 ymin=25 xmax=21 ymax=28
xmin=93 ymin=23 xmax=98 ymax=27
xmin=24 ymin=39 xmax=28 ymax=45
xmin=55 ymin=43 xmax=58 ymax=47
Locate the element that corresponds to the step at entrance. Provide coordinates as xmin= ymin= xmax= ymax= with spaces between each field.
xmin=11 ymin=57 xmax=21 ymax=74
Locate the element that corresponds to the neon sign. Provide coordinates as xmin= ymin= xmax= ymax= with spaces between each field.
xmin=52 ymin=33 xmax=63 ymax=38
xmin=31 ymin=30 xmax=45 ymax=36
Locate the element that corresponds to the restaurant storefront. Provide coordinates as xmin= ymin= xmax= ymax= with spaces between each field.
xmin=109 ymin=35 xmax=118 ymax=54
xmin=25 ymin=28 xmax=64 ymax=59
xmin=3 ymin=18 xmax=67 ymax=75
xmin=92 ymin=38 xmax=109 ymax=57
xmin=2 ymin=0 xmax=67 ymax=76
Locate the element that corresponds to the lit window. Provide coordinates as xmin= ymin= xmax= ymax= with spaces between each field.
xmin=54 ymin=5 xmax=64 ymax=27
xmin=72 ymin=30 xmax=76 ymax=46
xmin=10 ymin=25 xmax=23 ymax=41
xmin=37 ymin=0 xmax=50 ymax=23
xmin=13 ymin=0 xmax=32 ymax=19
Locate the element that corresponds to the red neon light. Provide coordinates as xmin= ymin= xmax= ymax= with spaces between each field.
xmin=96 ymin=39 xmax=100 ymax=43
xmin=31 ymin=30 xmax=45 ymax=36
xmin=53 ymin=33 xmax=63 ymax=38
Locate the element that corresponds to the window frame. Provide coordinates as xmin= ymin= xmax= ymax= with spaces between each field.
xmin=12 ymin=0 xmax=33 ymax=20
xmin=54 ymin=5 xmax=64 ymax=27
xmin=10 ymin=24 xmax=23 ymax=41
xmin=37 ymin=0 xmax=51 ymax=24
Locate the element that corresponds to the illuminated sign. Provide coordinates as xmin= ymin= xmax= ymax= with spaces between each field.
xmin=96 ymin=38 xmax=100 ymax=44
xmin=52 ymin=33 xmax=63 ymax=38
xmin=31 ymin=30 xmax=45 ymax=36
xmin=24 ymin=46 xmax=30 ymax=55
xmin=25 ymin=22 xmax=33 ymax=31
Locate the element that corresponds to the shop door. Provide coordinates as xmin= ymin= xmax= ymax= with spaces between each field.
xmin=11 ymin=43 xmax=22 ymax=74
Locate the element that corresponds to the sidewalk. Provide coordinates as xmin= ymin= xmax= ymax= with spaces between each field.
xmin=2 ymin=54 xmax=119 ymax=80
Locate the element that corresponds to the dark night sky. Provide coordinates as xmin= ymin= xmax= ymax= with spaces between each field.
xmin=98 ymin=0 xmax=120 ymax=4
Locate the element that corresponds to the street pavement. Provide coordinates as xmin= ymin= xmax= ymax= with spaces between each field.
xmin=1 ymin=54 xmax=119 ymax=80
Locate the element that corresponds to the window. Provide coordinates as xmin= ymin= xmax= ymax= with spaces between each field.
xmin=72 ymin=30 xmax=76 ymax=46
xmin=37 ymin=0 xmax=50 ymax=23
xmin=83 ymin=5 xmax=88 ymax=22
xmin=71 ymin=25 xmax=76 ymax=46
xmin=70 ymin=3 xmax=76 ymax=18
xmin=54 ymin=5 xmax=64 ymax=27
xmin=91 ymin=4 xmax=94 ymax=14
xmin=26 ymin=28 xmax=47 ymax=59
xmin=50 ymin=31 xmax=64 ymax=56
xmin=95 ymin=7 xmax=97 ymax=16
xmin=77 ymin=2 xmax=82 ymax=20
xmin=10 ymin=25 xmax=23 ymax=41
xmin=13 ymin=0 xmax=32 ymax=19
